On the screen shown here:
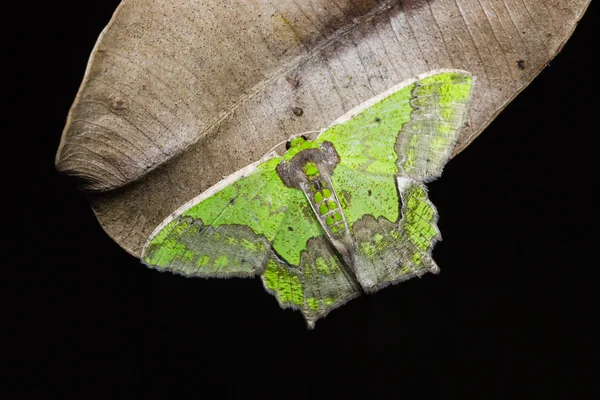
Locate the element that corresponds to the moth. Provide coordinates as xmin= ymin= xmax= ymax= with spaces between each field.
xmin=142 ymin=70 xmax=474 ymax=327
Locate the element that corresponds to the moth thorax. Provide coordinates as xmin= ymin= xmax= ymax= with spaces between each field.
xmin=302 ymin=161 xmax=346 ymax=239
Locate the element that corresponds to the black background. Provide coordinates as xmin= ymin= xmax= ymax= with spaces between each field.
xmin=12 ymin=1 xmax=597 ymax=397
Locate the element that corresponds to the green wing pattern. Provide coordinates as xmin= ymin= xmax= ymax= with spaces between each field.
xmin=318 ymin=70 xmax=473 ymax=180
xmin=142 ymin=70 xmax=473 ymax=326
xmin=398 ymin=72 xmax=473 ymax=181
xmin=143 ymin=156 xmax=321 ymax=276
xmin=318 ymin=70 xmax=473 ymax=290
xmin=143 ymin=157 xmax=282 ymax=276
xmin=262 ymin=236 xmax=359 ymax=328
xmin=262 ymin=182 xmax=361 ymax=325
xmin=142 ymin=155 xmax=361 ymax=324
xmin=350 ymin=178 xmax=441 ymax=290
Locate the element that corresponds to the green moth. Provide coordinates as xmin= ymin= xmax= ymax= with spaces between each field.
xmin=142 ymin=70 xmax=474 ymax=327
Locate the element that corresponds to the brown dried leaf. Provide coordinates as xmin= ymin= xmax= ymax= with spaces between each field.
xmin=55 ymin=0 xmax=591 ymax=257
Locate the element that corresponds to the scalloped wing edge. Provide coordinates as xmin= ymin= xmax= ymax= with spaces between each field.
xmin=328 ymin=68 xmax=473 ymax=128
xmin=141 ymin=151 xmax=279 ymax=257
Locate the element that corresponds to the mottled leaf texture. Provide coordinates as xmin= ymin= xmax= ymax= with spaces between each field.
xmin=143 ymin=70 xmax=471 ymax=327
xmin=56 ymin=0 xmax=590 ymax=258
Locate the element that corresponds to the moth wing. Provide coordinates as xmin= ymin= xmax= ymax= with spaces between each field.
xmin=348 ymin=176 xmax=441 ymax=291
xmin=142 ymin=154 xmax=361 ymax=326
xmin=263 ymin=236 xmax=360 ymax=329
xmin=317 ymin=69 xmax=473 ymax=181
xmin=329 ymin=163 xmax=440 ymax=290
xmin=142 ymin=156 xmax=292 ymax=277
xmin=316 ymin=70 xmax=472 ymax=290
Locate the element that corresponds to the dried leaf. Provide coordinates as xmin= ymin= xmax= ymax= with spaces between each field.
xmin=55 ymin=0 xmax=591 ymax=257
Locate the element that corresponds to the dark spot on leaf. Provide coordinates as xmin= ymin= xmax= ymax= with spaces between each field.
xmin=374 ymin=117 xmax=381 ymax=124
xmin=292 ymin=107 xmax=304 ymax=117
xmin=229 ymin=198 xmax=236 ymax=205
xmin=286 ymin=75 xmax=301 ymax=89
xmin=110 ymin=96 xmax=127 ymax=111
xmin=300 ymin=135 xmax=308 ymax=140
xmin=285 ymin=141 xmax=291 ymax=150
xmin=517 ymin=59 xmax=526 ymax=70
xmin=314 ymin=180 xmax=323 ymax=190
xmin=368 ymin=190 xmax=372 ymax=196
xmin=288 ymin=226 xmax=294 ymax=231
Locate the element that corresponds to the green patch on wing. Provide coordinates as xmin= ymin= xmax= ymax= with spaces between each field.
xmin=263 ymin=258 xmax=305 ymax=307
xmin=400 ymin=181 xmax=439 ymax=253
xmin=181 ymin=157 xmax=286 ymax=238
xmin=318 ymin=71 xmax=472 ymax=183
xmin=333 ymin=164 xmax=399 ymax=227
xmin=315 ymin=83 xmax=415 ymax=229
xmin=351 ymin=179 xmax=440 ymax=290
xmin=271 ymin=189 xmax=323 ymax=265
xmin=262 ymin=236 xmax=359 ymax=328
xmin=398 ymin=72 xmax=473 ymax=181
xmin=145 ymin=219 xmax=193 ymax=267
xmin=318 ymin=82 xmax=414 ymax=176
xmin=143 ymin=216 xmax=271 ymax=276
xmin=318 ymin=70 xmax=471 ymax=227
xmin=283 ymin=137 xmax=320 ymax=162
xmin=142 ymin=156 xmax=323 ymax=276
